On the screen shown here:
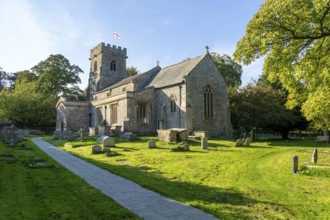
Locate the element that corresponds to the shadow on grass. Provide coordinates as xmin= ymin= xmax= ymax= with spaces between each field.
xmin=254 ymin=139 xmax=330 ymax=148
xmin=81 ymin=157 xmax=292 ymax=219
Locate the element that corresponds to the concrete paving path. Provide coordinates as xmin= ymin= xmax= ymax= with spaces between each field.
xmin=31 ymin=138 xmax=218 ymax=220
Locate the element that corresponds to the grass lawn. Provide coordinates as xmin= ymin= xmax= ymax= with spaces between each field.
xmin=0 ymin=138 xmax=141 ymax=220
xmin=44 ymin=136 xmax=330 ymax=220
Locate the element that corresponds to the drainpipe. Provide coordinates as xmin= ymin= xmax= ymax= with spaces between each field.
xmin=179 ymin=85 xmax=182 ymax=128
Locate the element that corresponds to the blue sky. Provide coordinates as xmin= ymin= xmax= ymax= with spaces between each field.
xmin=0 ymin=0 xmax=265 ymax=89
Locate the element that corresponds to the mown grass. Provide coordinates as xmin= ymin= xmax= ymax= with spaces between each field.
xmin=44 ymin=136 xmax=330 ymax=220
xmin=0 ymin=139 xmax=141 ymax=220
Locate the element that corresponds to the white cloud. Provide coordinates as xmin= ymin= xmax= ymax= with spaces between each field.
xmin=241 ymin=58 xmax=264 ymax=85
xmin=0 ymin=0 xmax=54 ymax=72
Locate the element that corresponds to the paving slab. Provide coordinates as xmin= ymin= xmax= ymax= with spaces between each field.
xmin=31 ymin=138 xmax=218 ymax=220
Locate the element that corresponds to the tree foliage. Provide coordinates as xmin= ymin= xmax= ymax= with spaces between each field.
xmin=230 ymin=80 xmax=308 ymax=139
xmin=31 ymin=54 xmax=82 ymax=95
xmin=0 ymin=54 xmax=83 ymax=127
xmin=126 ymin=66 xmax=140 ymax=77
xmin=211 ymin=53 xmax=242 ymax=87
xmin=234 ymin=0 xmax=330 ymax=127
xmin=0 ymin=81 xmax=57 ymax=126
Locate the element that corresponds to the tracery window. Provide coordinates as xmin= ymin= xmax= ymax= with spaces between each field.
xmin=204 ymin=85 xmax=213 ymax=120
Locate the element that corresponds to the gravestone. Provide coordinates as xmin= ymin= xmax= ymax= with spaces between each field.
xmin=183 ymin=142 xmax=190 ymax=151
xmin=120 ymin=132 xmax=137 ymax=141
xmin=92 ymin=145 xmax=102 ymax=154
xmin=80 ymin=125 xmax=84 ymax=142
xmin=244 ymin=137 xmax=251 ymax=146
xmin=311 ymin=148 xmax=318 ymax=164
xmin=201 ymin=137 xmax=208 ymax=150
xmin=104 ymin=147 xmax=111 ymax=157
xmin=292 ymin=156 xmax=298 ymax=174
xmin=102 ymin=136 xmax=115 ymax=147
xmin=96 ymin=135 xmax=107 ymax=143
xmin=234 ymin=139 xmax=242 ymax=147
xmin=148 ymin=139 xmax=156 ymax=148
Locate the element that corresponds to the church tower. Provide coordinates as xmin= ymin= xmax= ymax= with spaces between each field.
xmin=88 ymin=42 xmax=127 ymax=97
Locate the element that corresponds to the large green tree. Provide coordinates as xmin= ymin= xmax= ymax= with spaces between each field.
xmin=31 ymin=54 xmax=83 ymax=96
xmin=230 ymin=79 xmax=308 ymax=139
xmin=234 ymin=0 xmax=330 ymax=128
xmin=0 ymin=54 xmax=83 ymax=127
xmin=0 ymin=81 xmax=57 ymax=126
xmin=211 ymin=53 xmax=243 ymax=87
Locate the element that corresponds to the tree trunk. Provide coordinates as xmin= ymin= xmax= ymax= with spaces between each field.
xmin=324 ymin=127 xmax=329 ymax=136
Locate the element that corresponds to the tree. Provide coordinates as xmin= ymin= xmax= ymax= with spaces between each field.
xmin=62 ymin=86 xmax=85 ymax=101
xmin=211 ymin=53 xmax=243 ymax=87
xmin=31 ymin=54 xmax=83 ymax=95
xmin=126 ymin=66 xmax=140 ymax=77
xmin=230 ymin=80 xmax=308 ymax=139
xmin=234 ymin=0 xmax=330 ymax=128
xmin=0 ymin=54 xmax=83 ymax=127
xmin=0 ymin=81 xmax=57 ymax=126
xmin=0 ymin=67 xmax=4 ymax=90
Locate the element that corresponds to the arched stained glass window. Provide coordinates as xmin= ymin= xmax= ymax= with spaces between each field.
xmin=204 ymin=85 xmax=213 ymax=120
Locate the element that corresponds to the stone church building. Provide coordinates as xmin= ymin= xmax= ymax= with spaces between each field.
xmin=55 ymin=42 xmax=232 ymax=137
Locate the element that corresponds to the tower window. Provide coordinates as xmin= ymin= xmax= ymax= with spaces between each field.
xmin=204 ymin=85 xmax=213 ymax=120
xmin=170 ymin=94 xmax=176 ymax=112
xmin=110 ymin=60 xmax=116 ymax=71
xmin=94 ymin=61 xmax=97 ymax=72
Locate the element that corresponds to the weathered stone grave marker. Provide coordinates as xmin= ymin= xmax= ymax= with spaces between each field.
xmin=311 ymin=148 xmax=318 ymax=164
xmin=148 ymin=139 xmax=156 ymax=148
xmin=201 ymin=137 xmax=208 ymax=150
xmin=102 ymin=136 xmax=115 ymax=147
xmin=292 ymin=156 xmax=298 ymax=174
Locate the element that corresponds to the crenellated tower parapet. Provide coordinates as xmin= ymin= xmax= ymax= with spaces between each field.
xmin=88 ymin=42 xmax=128 ymax=96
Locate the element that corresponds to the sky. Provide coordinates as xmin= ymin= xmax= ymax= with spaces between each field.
xmin=0 ymin=0 xmax=265 ymax=89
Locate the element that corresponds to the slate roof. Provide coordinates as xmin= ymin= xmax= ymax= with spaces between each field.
xmin=98 ymin=66 xmax=161 ymax=93
xmin=147 ymin=54 xmax=205 ymax=89
xmin=97 ymin=53 xmax=206 ymax=93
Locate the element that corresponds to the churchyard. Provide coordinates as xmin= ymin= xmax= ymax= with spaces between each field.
xmin=42 ymin=135 xmax=330 ymax=220
xmin=0 ymin=138 xmax=141 ymax=219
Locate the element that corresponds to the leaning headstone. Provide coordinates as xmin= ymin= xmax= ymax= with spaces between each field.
xmin=120 ymin=132 xmax=137 ymax=141
xmin=96 ymin=135 xmax=107 ymax=143
xmin=292 ymin=156 xmax=298 ymax=174
xmin=92 ymin=145 xmax=103 ymax=154
xmin=244 ymin=137 xmax=251 ymax=146
xmin=234 ymin=139 xmax=242 ymax=147
xmin=102 ymin=136 xmax=115 ymax=147
xmin=148 ymin=139 xmax=156 ymax=148
xmin=311 ymin=148 xmax=318 ymax=164
xmin=104 ymin=147 xmax=111 ymax=157
xmin=183 ymin=142 xmax=190 ymax=151
xmin=201 ymin=137 xmax=208 ymax=150
xmin=241 ymin=138 xmax=246 ymax=146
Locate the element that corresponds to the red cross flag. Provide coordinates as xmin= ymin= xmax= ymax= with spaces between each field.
xmin=114 ymin=32 xmax=121 ymax=39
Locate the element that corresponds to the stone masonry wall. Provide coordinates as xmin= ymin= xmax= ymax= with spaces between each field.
xmin=185 ymin=53 xmax=231 ymax=136
xmin=128 ymin=88 xmax=157 ymax=135
xmin=156 ymin=84 xmax=186 ymax=130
